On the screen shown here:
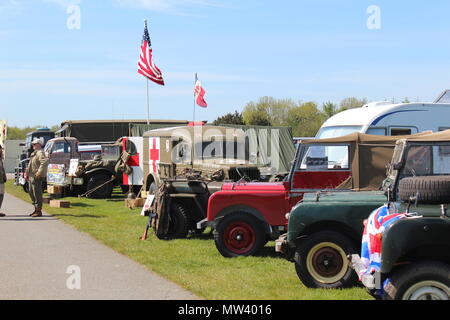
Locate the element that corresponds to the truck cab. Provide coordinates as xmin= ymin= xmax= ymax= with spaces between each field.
xmin=44 ymin=137 xmax=117 ymax=198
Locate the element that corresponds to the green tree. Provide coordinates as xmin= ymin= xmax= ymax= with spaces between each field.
xmin=338 ymin=97 xmax=367 ymax=112
xmin=212 ymin=111 xmax=245 ymax=126
xmin=321 ymin=101 xmax=338 ymax=118
xmin=242 ymin=96 xmax=298 ymax=126
xmin=287 ymin=102 xmax=325 ymax=137
xmin=6 ymin=125 xmax=56 ymax=140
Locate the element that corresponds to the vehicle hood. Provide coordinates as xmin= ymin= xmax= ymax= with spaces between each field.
xmin=221 ymin=181 xmax=288 ymax=192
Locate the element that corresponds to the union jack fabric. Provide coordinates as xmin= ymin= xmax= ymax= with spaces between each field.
xmin=138 ymin=21 xmax=164 ymax=86
xmin=194 ymin=73 xmax=207 ymax=108
xmin=359 ymin=204 xmax=409 ymax=277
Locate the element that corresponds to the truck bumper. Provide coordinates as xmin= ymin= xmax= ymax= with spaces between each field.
xmin=275 ymin=233 xmax=288 ymax=253
xmin=349 ymin=254 xmax=380 ymax=290
xmin=196 ymin=218 xmax=215 ymax=230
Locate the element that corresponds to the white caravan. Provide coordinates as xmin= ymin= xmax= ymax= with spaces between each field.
xmin=316 ymin=90 xmax=450 ymax=139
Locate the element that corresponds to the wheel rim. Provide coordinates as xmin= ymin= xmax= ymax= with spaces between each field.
xmin=403 ymin=281 xmax=450 ymax=300
xmin=223 ymin=221 xmax=256 ymax=255
xmin=306 ymin=242 xmax=348 ymax=284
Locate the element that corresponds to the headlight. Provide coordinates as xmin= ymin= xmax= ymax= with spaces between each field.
xmin=73 ymin=178 xmax=84 ymax=185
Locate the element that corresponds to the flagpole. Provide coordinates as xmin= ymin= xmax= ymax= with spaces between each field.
xmin=146 ymin=78 xmax=150 ymax=125
xmin=144 ymin=19 xmax=150 ymax=125
xmin=193 ymin=73 xmax=196 ymax=124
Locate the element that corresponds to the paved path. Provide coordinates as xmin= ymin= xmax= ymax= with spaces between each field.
xmin=0 ymin=192 xmax=199 ymax=300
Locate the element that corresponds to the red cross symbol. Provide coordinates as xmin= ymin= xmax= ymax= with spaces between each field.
xmin=149 ymin=138 xmax=159 ymax=173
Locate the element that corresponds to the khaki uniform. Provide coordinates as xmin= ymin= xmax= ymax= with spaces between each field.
xmin=27 ymin=150 xmax=48 ymax=210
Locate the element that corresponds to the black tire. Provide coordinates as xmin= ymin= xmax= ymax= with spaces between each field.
xmin=399 ymin=176 xmax=450 ymax=204
xmin=294 ymin=231 xmax=358 ymax=289
xmin=86 ymin=174 xmax=113 ymax=199
xmin=384 ymin=261 xmax=450 ymax=300
xmin=214 ymin=212 xmax=267 ymax=258
xmin=157 ymin=201 xmax=190 ymax=240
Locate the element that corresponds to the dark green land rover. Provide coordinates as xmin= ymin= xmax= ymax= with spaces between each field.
xmin=277 ymin=130 xmax=450 ymax=291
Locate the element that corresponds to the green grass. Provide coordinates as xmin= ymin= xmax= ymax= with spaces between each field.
xmin=5 ymin=180 xmax=372 ymax=300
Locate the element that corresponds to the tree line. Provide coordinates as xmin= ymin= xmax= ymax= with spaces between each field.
xmin=6 ymin=125 xmax=59 ymax=140
xmin=212 ymin=96 xmax=369 ymax=137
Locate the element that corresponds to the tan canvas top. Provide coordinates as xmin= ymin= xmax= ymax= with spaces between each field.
xmin=301 ymin=131 xmax=434 ymax=191
xmin=400 ymin=128 xmax=450 ymax=142
xmin=302 ymin=131 xmax=433 ymax=145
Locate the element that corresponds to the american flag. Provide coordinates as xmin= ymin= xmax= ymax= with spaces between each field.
xmin=194 ymin=73 xmax=207 ymax=108
xmin=138 ymin=20 xmax=164 ymax=86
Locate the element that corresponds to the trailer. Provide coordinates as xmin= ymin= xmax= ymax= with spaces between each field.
xmin=316 ymin=92 xmax=450 ymax=139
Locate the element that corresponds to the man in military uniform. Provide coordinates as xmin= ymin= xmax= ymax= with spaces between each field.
xmin=26 ymin=138 xmax=48 ymax=217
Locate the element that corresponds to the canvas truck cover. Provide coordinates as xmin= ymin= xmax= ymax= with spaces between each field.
xmin=57 ymin=119 xmax=189 ymax=144
xmin=301 ymin=131 xmax=433 ymax=191
xmin=144 ymin=124 xmax=295 ymax=173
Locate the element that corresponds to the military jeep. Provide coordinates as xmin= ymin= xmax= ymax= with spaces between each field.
xmin=278 ymin=130 xmax=449 ymax=289
xmin=349 ymin=134 xmax=450 ymax=300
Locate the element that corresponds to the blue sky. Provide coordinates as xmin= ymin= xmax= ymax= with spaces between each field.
xmin=2 ymin=0 xmax=450 ymax=127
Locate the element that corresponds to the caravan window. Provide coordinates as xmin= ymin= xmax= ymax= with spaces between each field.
xmin=390 ymin=127 xmax=418 ymax=136
xmin=298 ymin=144 xmax=350 ymax=170
xmin=315 ymin=126 xmax=362 ymax=139
xmin=366 ymin=127 xmax=387 ymax=135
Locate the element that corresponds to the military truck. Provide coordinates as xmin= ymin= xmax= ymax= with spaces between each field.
xmin=277 ymin=129 xmax=449 ymax=289
xmin=44 ymin=137 xmax=118 ymax=198
xmin=15 ymin=128 xmax=55 ymax=192
xmin=134 ymin=125 xmax=270 ymax=239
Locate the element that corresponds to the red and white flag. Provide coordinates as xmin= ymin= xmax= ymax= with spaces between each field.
xmin=194 ymin=73 xmax=207 ymax=108
xmin=138 ymin=20 xmax=164 ymax=86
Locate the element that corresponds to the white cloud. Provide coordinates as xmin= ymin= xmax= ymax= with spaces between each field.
xmin=0 ymin=0 xmax=22 ymax=13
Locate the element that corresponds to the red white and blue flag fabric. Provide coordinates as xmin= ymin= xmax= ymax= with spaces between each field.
xmin=138 ymin=20 xmax=164 ymax=86
xmin=194 ymin=73 xmax=207 ymax=108
xmin=359 ymin=204 xmax=409 ymax=277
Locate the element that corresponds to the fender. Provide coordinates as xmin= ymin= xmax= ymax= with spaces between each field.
xmin=207 ymin=187 xmax=289 ymax=227
xmin=286 ymin=192 xmax=386 ymax=244
xmin=381 ymin=217 xmax=450 ymax=274
xmin=85 ymin=167 xmax=115 ymax=177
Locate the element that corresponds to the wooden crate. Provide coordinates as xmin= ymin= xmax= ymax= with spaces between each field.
xmin=49 ymin=200 xmax=71 ymax=208
xmin=47 ymin=185 xmax=63 ymax=195
xmin=125 ymin=198 xmax=144 ymax=209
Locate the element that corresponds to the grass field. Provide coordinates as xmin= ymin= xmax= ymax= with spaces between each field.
xmin=5 ymin=180 xmax=372 ymax=300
